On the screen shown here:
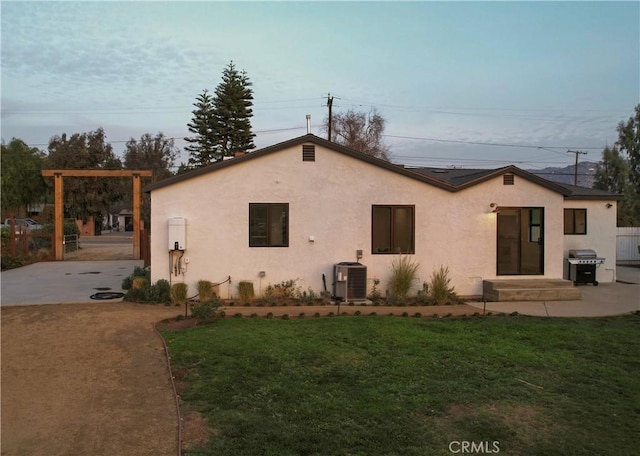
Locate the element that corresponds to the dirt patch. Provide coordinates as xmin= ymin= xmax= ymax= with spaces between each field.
xmin=69 ymin=245 xmax=133 ymax=261
xmin=182 ymin=411 xmax=215 ymax=452
xmin=1 ymin=302 xmax=182 ymax=456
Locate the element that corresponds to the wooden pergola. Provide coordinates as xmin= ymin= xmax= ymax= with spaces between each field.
xmin=41 ymin=170 xmax=153 ymax=260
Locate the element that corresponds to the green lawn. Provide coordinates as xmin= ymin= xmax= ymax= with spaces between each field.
xmin=162 ymin=315 xmax=640 ymax=456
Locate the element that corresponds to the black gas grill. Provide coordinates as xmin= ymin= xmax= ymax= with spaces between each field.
xmin=567 ymin=249 xmax=605 ymax=286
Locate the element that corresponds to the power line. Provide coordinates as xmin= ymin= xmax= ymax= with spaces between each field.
xmin=383 ymin=134 xmax=603 ymax=150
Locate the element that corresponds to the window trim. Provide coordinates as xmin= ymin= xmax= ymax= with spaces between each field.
xmin=371 ymin=204 xmax=415 ymax=254
xmin=249 ymin=203 xmax=289 ymax=247
xmin=564 ymin=208 xmax=587 ymax=235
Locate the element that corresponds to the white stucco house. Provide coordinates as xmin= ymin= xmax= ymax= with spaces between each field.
xmin=145 ymin=134 xmax=619 ymax=299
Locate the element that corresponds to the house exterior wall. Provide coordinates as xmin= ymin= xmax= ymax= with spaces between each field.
xmin=149 ymin=142 xmax=610 ymax=298
xmin=562 ymin=200 xmax=618 ymax=283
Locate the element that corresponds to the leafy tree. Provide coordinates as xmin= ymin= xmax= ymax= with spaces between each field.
xmin=595 ymin=105 xmax=640 ymax=226
xmin=594 ymin=146 xmax=637 ymax=226
xmin=124 ymin=132 xmax=178 ymax=182
xmin=0 ymin=138 xmax=48 ymax=215
xmin=123 ymin=132 xmax=178 ymax=225
xmin=185 ymin=89 xmax=218 ymax=168
xmin=616 ymin=104 xmax=640 ymax=198
xmin=213 ymin=61 xmax=255 ymax=157
xmin=323 ymin=108 xmax=390 ymax=161
xmin=45 ymin=128 xmax=123 ymax=227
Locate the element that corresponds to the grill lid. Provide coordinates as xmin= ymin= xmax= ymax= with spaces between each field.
xmin=569 ymin=249 xmax=597 ymax=258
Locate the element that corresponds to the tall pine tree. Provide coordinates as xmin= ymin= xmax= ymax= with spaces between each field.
xmin=184 ymin=89 xmax=219 ymax=167
xmin=213 ymin=61 xmax=255 ymax=157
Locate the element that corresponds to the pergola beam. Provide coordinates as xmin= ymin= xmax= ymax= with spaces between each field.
xmin=42 ymin=170 xmax=152 ymax=178
xmin=41 ymin=169 xmax=152 ymax=261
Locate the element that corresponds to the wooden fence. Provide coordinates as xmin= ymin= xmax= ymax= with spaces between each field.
xmin=617 ymin=227 xmax=640 ymax=265
xmin=1 ymin=228 xmax=55 ymax=261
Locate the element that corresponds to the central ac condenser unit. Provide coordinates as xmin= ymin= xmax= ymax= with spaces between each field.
xmin=333 ymin=262 xmax=367 ymax=301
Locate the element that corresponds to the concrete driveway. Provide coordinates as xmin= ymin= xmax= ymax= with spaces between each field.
xmin=1 ymin=260 xmax=143 ymax=306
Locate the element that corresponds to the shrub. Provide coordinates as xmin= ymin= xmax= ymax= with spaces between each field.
xmin=238 ymin=281 xmax=255 ymax=301
xmin=296 ymin=287 xmax=317 ymax=304
xmin=264 ymin=279 xmax=299 ymax=299
xmin=428 ymin=265 xmax=459 ymax=305
xmin=191 ymin=297 xmax=222 ymax=322
xmin=149 ymin=279 xmax=171 ymax=304
xmin=197 ymin=280 xmax=215 ymax=302
xmin=132 ymin=277 xmax=149 ymax=289
xmin=122 ymin=267 xmax=150 ymax=290
xmin=1 ymin=255 xmax=27 ymax=270
xmin=124 ymin=286 xmax=148 ymax=302
xmin=171 ymin=283 xmax=188 ymax=305
xmin=388 ymin=255 xmax=419 ymax=300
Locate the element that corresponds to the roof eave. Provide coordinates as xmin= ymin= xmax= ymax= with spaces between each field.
xmin=144 ymin=134 xmax=458 ymax=193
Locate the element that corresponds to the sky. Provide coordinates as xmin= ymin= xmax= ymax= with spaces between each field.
xmin=1 ymin=0 xmax=639 ymax=171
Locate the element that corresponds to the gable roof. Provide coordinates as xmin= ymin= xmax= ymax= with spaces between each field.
xmin=144 ymin=134 xmax=619 ymax=200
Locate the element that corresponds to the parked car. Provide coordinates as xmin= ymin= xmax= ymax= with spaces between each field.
xmin=3 ymin=218 xmax=43 ymax=232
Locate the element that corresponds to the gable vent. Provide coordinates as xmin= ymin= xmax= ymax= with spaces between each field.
xmin=503 ymin=174 xmax=515 ymax=185
xmin=302 ymin=145 xmax=315 ymax=162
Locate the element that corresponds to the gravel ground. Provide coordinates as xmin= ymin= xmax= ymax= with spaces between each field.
xmin=1 ymin=302 xmax=182 ymax=456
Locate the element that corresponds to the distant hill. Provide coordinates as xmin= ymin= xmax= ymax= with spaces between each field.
xmin=527 ymin=161 xmax=599 ymax=188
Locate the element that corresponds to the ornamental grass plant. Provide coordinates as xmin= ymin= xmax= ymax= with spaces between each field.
xmin=388 ymin=255 xmax=420 ymax=300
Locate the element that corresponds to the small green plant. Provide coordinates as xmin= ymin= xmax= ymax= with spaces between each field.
xmin=296 ymin=287 xmax=318 ymax=304
xmin=414 ymin=282 xmax=430 ymax=305
xmin=171 ymin=282 xmax=188 ymax=305
xmin=388 ymin=255 xmax=420 ymax=301
xmin=367 ymin=278 xmax=383 ymax=304
xmin=191 ymin=297 xmax=222 ymax=323
xmin=428 ymin=265 xmax=459 ymax=305
xmin=238 ymin=281 xmax=255 ymax=301
xmin=197 ymin=280 xmax=215 ymax=302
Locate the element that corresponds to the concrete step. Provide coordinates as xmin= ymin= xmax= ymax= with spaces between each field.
xmin=483 ymin=279 xmax=581 ymax=302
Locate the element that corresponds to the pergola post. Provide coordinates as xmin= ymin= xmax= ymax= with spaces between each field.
xmin=54 ymin=173 xmax=64 ymax=260
xmin=41 ymin=169 xmax=152 ymax=261
xmin=132 ymin=174 xmax=141 ymax=260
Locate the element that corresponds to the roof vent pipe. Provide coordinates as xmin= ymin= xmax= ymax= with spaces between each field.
xmin=306 ymin=114 xmax=311 ymax=134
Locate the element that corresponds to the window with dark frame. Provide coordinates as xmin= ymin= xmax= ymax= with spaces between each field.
xmin=249 ymin=203 xmax=289 ymax=247
xmin=529 ymin=208 xmax=542 ymax=243
xmin=564 ymin=208 xmax=587 ymax=235
xmin=372 ymin=205 xmax=415 ymax=254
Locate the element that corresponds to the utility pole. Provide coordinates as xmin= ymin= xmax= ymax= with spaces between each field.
xmin=567 ymin=150 xmax=588 ymax=186
xmin=326 ymin=93 xmax=334 ymax=141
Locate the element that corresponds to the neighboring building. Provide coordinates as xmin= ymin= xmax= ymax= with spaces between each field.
xmin=117 ymin=210 xmax=133 ymax=232
xmin=145 ymin=134 xmax=619 ymax=299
